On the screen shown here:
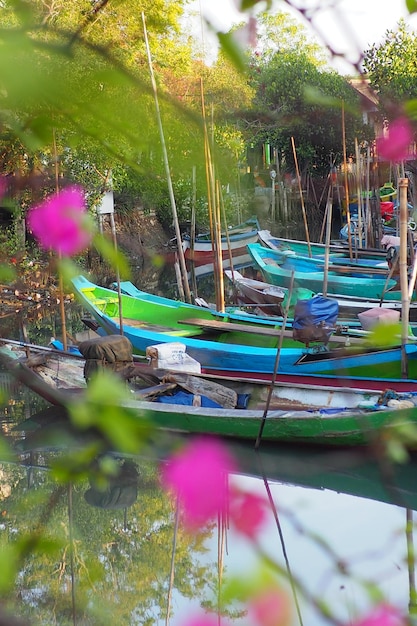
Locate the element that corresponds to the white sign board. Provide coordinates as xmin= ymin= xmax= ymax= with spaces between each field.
xmin=97 ymin=191 xmax=114 ymax=215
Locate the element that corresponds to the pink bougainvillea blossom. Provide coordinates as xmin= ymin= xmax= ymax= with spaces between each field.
xmin=181 ymin=614 xmax=231 ymax=626
xmin=249 ymin=587 xmax=291 ymax=626
xmin=376 ymin=117 xmax=414 ymax=163
xmin=229 ymin=489 xmax=269 ymax=539
xmin=351 ymin=603 xmax=404 ymax=626
xmin=27 ymin=186 xmax=92 ymax=256
xmin=161 ymin=437 xmax=236 ymax=530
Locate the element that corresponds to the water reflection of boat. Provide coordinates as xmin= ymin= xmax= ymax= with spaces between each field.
xmin=12 ymin=409 xmax=417 ymax=512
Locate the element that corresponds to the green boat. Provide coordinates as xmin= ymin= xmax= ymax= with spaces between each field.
xmin=5 ymin=337 xmax=417 ymax=448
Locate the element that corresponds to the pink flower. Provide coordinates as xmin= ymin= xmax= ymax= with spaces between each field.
xmin=182 ymin=614 xmax=231 ymax=626
xmin=249 ymin=587 xmax=291 ymax=626
xmin=27 ymin=186 xmax=92 ymax=256
xmin=161 ymin=437 xmax=236 ymax=530
xmin=376 ymin=117 xmax=414 ymax=163
xmin=229 ymin=489 xmax=268 ymax=539
xmin=352 ymin=604 xmax=404 ymax=626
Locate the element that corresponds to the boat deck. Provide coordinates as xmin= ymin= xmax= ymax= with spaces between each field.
xmin=178 ymin=318 xmax=362 ymax=345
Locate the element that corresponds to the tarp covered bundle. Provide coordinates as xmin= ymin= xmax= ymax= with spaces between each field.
xmin=78 ymin=334 xmax=133 ymax=381
xmin=292 ymin=296 xmax=339 ymax=345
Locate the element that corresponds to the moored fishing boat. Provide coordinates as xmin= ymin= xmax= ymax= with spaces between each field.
xmin=4 ymin=335 xmax=417 ymax=447
xmin=70 ymin=275 xmax=417 ymax=393
xmin=258 ymin=230 xmax=387 ymax=262
xmin=182 ymin=216 xmax=260 ymax=264
xmin=247 ymin=242 xmax=401 ymax=300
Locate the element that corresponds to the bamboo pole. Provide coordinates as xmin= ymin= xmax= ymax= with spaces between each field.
xmin=189 ymin=166 xmax=198 ymax=298
xmin=200 ymin=78 xmax=224 ymax=311
xmin=109 ymin=210 xmax=124 ymax=335
xmin=142 ymin=12 xmax=191 ymax=303
xmin=354 ymin=138 xmax=363 ymax=249
xmin=342 ymin=103 xmax=353 ymax=261
xmin=322 ymin=187 xmax=333 ymax=298
xmin=365 ymin=145 xmax=371 ymax=247
xmin=255 ymin=270 xmax=295 ymax=449
xmin=53 ymin=128 xmax=68 ymax=351
xmin=399 ymin=177 xmax=410 ymax=378
xmin=291 ymin=137 xmax=311 ymax=257
xmin=215 ymin=180 xmax=225 ymax=312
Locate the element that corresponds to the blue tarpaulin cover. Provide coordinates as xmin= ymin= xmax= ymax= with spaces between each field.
xmin=292 ymin=295 xmax=339 ymax=344
xmin=155 ymin=391 xmax=251 ymax=409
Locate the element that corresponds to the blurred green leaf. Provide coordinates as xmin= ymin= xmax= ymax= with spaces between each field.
xmin=0 ymin=264 xmax=16 ymax=283
xmin=0 ymin=545 xmax=18 ymax=592
xmin=406 ymin=0 xmax=417 ymax=14
xmin=364 ymin=321 xmax=402 ymax=347
xmin=92 ymin=233 xmax=131 ymax=280
xmin=217 ymin=32 xmax=248 ymax=75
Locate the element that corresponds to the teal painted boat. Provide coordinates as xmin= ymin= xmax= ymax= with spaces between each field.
xmin=258 ymin=230 xmax=387 ymax=263
xmin=247 ymin=243 xmax=401 ymax=300
xmin=69 ymin=275 xmax=417 ymax=393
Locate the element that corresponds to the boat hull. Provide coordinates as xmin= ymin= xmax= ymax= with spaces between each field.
xmin=71 ymin=275 xmax=417 ymax=393
xmin=247 ymin=243 xmax=400 ymax=300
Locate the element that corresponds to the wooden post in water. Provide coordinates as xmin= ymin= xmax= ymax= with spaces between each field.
xmin=52 ymin=128 xmax=68 ymax=351
xmin=97 ymin=188 xmax=124 ymax=335
xmin=399 ymin=177 xmax=410 ymax=378
xmin=142 ymin=13 xmax=191 ymax=303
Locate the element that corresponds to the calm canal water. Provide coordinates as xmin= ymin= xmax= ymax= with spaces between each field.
xmin=0 ymin=382 xmax=417 ymax=625
xmin=1 ymin=253 xmax=417 ymax=625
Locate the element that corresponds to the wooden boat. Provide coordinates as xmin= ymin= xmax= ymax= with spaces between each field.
xmin=256 ymin=234 xmax=417 ymax=320
xmin=4 ymin=337 xmax=417 ymax=447
xmin=247 ymin=242 xmax=401 ymax=300
xmin=224 ymin=269 xmax=286 ymax=316
xmin=69 ymin=275 xmax=417 ymax=393
xmin=258 ymin=230 xmax=388 ymax=262
xmin=1 ymin=336 xmax=397 ymax=412
xmin=182 ymin=216 xmax=260 ymax=264
xmin=224 ymin=269 xmax=313 ymax=317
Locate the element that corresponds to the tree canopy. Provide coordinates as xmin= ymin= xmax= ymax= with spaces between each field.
xmin=243 ymin=11 xmax=371 ymax=176
xmin=363 ymin=19 xmax=417 ymax=117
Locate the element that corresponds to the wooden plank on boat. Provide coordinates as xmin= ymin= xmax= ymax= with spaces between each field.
xmin=178 ymin=318 xmax=363 ymax=344
xmin=163 ymin=372 xmax=238 ymax=408
xmin=136 ymin=382 xmax=177 ymax=399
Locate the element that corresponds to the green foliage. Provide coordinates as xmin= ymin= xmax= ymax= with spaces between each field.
xmin=406 ymin=0 xmax=417 ymax=14
xmin=253 ymin=11 xmax=327 ymax=67
xmin=363 ymin=19 xmax=417 ymax=114
xmin=248 ymin=46 xmax=369 ymax=174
